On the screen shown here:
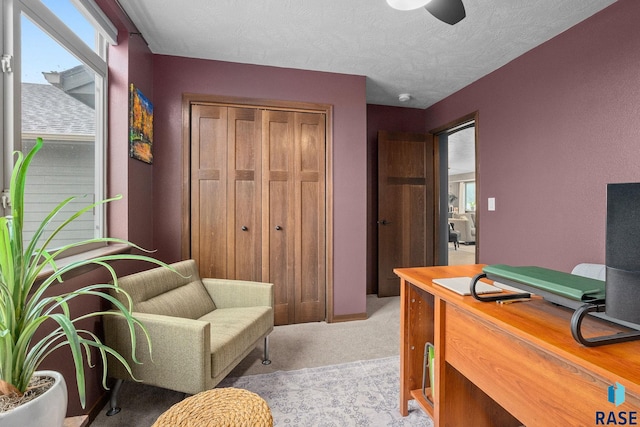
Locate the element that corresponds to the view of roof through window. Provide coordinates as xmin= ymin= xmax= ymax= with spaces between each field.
xmin=21 ymin=0 xmax=101 ymax=248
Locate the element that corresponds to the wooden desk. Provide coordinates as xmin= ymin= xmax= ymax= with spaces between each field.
xmin=395 ymin=264 xmax=640 ymax=426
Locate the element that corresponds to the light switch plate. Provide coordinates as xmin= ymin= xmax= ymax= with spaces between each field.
xmin=488 ymin=197 xmax=496 ymax=211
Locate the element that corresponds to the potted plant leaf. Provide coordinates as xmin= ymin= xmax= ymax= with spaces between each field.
xmin=0 ymin=138 xmax=174 ymax=426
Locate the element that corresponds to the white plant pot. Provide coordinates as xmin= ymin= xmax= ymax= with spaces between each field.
xmin=0 ymin=370 xmax=68 ymax=427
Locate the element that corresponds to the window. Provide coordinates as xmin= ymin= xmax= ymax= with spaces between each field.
xmin=465 ymin=181 xmax=476 ymax=212
xmin=2 ymin=0 xmax=116 ymax=249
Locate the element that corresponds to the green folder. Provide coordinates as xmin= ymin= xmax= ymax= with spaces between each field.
xmin=483 ymin=264 xmax=606 ymax=302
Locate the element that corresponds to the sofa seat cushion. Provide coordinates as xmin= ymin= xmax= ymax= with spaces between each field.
xmin=199 ymin=306 xmax=273 ymax=378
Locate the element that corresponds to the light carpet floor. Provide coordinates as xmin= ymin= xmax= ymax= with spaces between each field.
xmin=89 ymin=356 xmax=431 ymax=427
xmin=218 ymin=356 xmax=431 ymax=426
xmin=448 ymin=243 xmax=475 ymax=266
xmin=89 ymin=296 xmax=433 ymax=426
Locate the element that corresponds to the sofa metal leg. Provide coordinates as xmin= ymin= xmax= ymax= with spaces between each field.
xmin=262 ymin=336 xmax=272 ymax=365
xmin=106 ymin=378 xmax=123 ymax=416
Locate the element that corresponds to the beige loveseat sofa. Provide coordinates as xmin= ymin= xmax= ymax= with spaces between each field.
xmin=103 ymin=259 xmax=274 ymax=415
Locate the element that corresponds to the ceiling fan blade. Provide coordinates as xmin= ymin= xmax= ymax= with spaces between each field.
xmin=424 ymin=0 xmax=466 ymax=25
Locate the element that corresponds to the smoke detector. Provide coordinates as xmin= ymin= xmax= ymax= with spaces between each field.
xmin=398 ymin=93 xmax=411 ymax=102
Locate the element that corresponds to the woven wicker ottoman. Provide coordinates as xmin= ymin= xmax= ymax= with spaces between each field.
xmin=152 ymin=388 xmax=273 ymax=427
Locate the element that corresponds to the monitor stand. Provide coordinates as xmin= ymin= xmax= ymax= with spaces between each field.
xmin=471 ymin=271 xmax=640 ymax=347
xmin=570 ymin=303 xmax=640 ymax=346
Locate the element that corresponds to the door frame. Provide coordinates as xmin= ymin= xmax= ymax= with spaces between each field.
xmin=181 ymin=93 xmax=335 ymax=321
xmin=430 ymin=111 xmax=479 ymax=265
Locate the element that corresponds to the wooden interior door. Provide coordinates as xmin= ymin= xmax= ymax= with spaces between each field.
xmin=377 ymin=131 xmax=435 ymax=297
xmin=191 ymin=105 xmax=261 ymax=280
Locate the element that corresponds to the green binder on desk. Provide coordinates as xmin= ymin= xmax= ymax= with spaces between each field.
xmin=483 ymin=264 xmax=606 ymax=304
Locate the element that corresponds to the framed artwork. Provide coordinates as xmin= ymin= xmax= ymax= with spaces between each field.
xmin=129 ymin=83 xmax=153 ymax=164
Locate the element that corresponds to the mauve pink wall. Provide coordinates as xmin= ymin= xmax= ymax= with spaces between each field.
xmin=366 ymin=104 xmax=427 ymax=293
xmin=425 ymin=0 xmax=640 ymax=272
xmin=125 ymin=36 xmax=154 ymax=250
xmin=152 ymin=56 xmax=368 ymax=317
xmin=107 ymin=30 xmax=154 ymax=251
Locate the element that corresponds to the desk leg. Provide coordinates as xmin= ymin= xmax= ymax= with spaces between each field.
xmin=399 ymin=277 xmax=410 ymax=416
xmin=433 ymin=297 xmax=445 ymax=426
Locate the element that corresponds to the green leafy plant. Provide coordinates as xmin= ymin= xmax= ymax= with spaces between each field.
xmin=0 ymin=138 xmax=171 ymax=408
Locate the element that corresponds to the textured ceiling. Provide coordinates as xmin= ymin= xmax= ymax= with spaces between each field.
xmin=117 ymin=0 xmax=617 ymax=109
xmin=448 ymin=126 xmax=476 ymax=175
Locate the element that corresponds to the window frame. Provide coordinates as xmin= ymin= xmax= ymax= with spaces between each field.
xmin=2 ymin=0 xmax=116 ymax=252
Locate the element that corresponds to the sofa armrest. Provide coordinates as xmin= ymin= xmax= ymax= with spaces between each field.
xmin=202 ymin=278 xmax=274 ymax=309
xmin=103 ymin=311 xmax=211 ymax=394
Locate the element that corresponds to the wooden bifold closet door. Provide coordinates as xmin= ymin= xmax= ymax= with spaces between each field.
xmin=190 ymin=103 xmax=326 ymax=325
xmin=190 ymin=105 xmax=262 ymax=282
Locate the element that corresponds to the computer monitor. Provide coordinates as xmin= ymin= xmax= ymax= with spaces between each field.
xmin=605 ymin=182 xmax=640 ymax=325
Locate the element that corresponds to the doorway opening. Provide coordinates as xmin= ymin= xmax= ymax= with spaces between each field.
xmin=435 ymin=118 xmax=477 ymax=266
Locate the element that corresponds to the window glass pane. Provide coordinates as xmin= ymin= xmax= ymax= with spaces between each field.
xmin=465 ymin=182 xmax=476 ymax=212
xmin=22 ymin=139 xmax=95 ymax=248
xmin=21 ymin=13 xmax=96 ymax=249
xmin=21 ymin=13 xmax=93 ymax=84
xmin=40 ymin=0 xmax=96 ymax=51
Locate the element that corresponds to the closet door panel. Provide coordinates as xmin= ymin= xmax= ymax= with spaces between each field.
xmin=300 ymin=182 xmax=320 ymax=300
xmin=198 ymin=180 xmax=226 ymax=279
xmin=294 ymin=112 xmax=326 ymax=323
xmin=263 ymin=110 xmax=296 ymax=325
xmin=232 ymin=180 xmax=258 ymax=279
xmin=268 ymin=180 xmax=294 ymax=324
xmin=267 ymin=113 xmax=291 ymax=171
xmin=191 ymin=105 xmax=228 ymax=279
xmin=228 ymin=108 xmax=262 ymax=281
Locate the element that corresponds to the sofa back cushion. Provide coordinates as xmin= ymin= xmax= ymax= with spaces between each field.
xmin=113 ymin=259 xmax=216 ymax=319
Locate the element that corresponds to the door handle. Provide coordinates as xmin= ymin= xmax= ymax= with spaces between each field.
xmin=377 ymin=219 xmax=391 ymax=225
xmin=275 ymin=225 xmax=282 ymax=231
xmin=241 ymin=226 xmax=248 ymax=231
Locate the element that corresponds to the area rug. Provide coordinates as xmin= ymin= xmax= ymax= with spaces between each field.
xmin=218 ymin=356 xmax=432 ymax=426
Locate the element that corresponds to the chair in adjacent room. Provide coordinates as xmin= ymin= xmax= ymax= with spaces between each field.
xmin=449 ymin=222 xmax=460 ymax=250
